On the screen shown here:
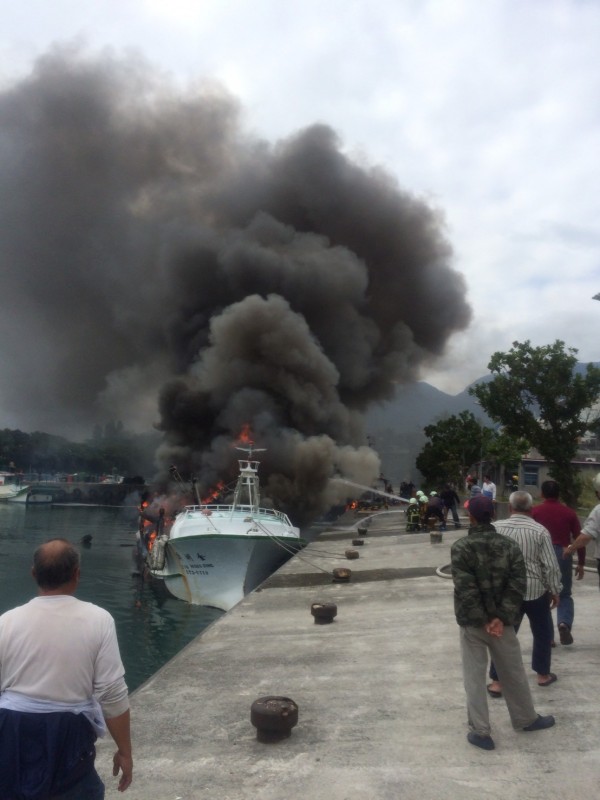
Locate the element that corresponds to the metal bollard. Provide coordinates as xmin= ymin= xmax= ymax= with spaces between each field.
xmin=311 ymin=602 xmax=338 ymax=624
xmin=251 ymin=696 xmax=298 ymax=742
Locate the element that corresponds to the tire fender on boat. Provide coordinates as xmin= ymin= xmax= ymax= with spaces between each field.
xmin=147 ymin=535 xmax=169 ymax=571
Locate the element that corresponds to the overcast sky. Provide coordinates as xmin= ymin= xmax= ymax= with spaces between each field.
xmin=2 ymin=0 xmax=599 ymax=401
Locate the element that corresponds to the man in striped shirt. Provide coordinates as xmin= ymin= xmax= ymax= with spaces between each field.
xmin=487 ymin=491 xmax=562 ymax=695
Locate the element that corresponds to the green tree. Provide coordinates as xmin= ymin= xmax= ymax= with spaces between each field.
xmin=0 ymin=429 xmax=33 ymax=470
xmin=485 ymin=430 xmax=530 ymax=468
xmin=469 ymin=340 xmax=600 ymax=506
xmin=416 ymin=411 xmax=494 ymax=488
xmin=0 ymin=426 xmax=160 ymax=479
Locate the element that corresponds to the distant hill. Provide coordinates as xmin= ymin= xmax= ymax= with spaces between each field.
xmin=364 ymin=380 xmax=491 ymax=486
xmin=365 ymin=380 xmax=491 ymax=433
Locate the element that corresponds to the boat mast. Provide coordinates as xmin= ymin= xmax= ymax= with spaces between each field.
xmin=232 ymin=445 xmax=265 ymax=513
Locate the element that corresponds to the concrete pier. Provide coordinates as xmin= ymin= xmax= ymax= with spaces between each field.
xmin=97 ymin=510 xmax=600 ymax=799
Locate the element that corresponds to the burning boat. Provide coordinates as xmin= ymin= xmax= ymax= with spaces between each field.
xmin=142 ymin=445 xmax=304 ymax=611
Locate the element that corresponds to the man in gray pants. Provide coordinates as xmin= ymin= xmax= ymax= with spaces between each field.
xmin=451 ymin=495 xmax=555 ymax=750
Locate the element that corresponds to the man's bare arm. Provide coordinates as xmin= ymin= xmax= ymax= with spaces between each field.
xmin=105 ymin=709 xmax=133 ymax=792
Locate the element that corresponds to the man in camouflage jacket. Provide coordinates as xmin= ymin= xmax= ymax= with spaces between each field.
xmin=450 ymin=495 xmax=555 ymax=750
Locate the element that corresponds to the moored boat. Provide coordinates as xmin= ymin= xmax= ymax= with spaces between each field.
xmin=144 ymin=446 xmax=304 ymax=611
xmin=0 ymin=473 xmax=29 ymax=501
xmin=7 ymin=487 xmax=53 ymax=504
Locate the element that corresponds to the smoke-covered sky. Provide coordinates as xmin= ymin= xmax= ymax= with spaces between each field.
xmin=2 ymin=0 xmax=598 ymax=401
xmin=1 ymin=1 xmax=599 ymax=516
xmin=0 ymin=47 xmax=471 ymax=519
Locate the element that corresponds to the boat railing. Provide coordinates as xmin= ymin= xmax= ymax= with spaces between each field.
xmin=182 ymin=503 xmax=291 ymax=524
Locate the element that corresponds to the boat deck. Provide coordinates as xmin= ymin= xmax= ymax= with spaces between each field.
xmin=180 ymin=503 xmax=293 ymax=524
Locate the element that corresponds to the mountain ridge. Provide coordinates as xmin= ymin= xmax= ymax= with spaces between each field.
xmin=365 ymin=362 xmax=600 ymax=484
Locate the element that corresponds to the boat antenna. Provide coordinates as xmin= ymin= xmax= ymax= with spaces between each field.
xmin=169 ymin=464 xmax=185 ymax=484
xmin=235 ymin=444 xmax=266 ymax=458
xmin=169 ymin=464 xmax=200 ymax=504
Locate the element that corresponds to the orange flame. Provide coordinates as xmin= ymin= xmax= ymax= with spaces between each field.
xmin=236 ymin=423 xmax=254 ymax=445
xmin=202 ymin=480 xmax=225 ymax=504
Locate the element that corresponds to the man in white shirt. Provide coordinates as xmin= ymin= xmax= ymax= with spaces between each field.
xmin=0 ymin=538 xmax=133 ymax=798
xmin=486 ymin=491 xmax=561 ymax=696
xmin=563 ymin=472 xmax=600 ymax=586
xmin=482 ymin=475 xmax=497 ymax=501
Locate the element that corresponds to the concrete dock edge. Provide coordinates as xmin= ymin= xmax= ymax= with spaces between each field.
xmin=97 ymin=511 xmax=600 ymax=800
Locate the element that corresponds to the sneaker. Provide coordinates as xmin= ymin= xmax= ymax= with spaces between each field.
xmin=558 ymin=623 xmax=573 ymax=645
xmin=522 ymin=714 xmax=555 ymax=732
xmin=467 ymin=731 xmax=495 ymax=750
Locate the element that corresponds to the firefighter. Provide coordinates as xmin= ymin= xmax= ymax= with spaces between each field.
xmin=406 ymin=497 xmax=421 ymax=531
xmin=427 ymin=491 xmax=446 ymax=531
xmin=419 ymin=495 xmax=429 ymax=528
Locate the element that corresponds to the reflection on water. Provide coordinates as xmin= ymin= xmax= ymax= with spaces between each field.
xmin=0 ymin=503 xmax=223 ymax=692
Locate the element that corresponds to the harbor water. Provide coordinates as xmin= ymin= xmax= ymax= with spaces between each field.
xmin=0 ymin=502 xmax=223 ymax=692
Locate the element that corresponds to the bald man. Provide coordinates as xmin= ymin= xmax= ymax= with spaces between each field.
xmin=0 ymin=538 xmax=132 ymax=798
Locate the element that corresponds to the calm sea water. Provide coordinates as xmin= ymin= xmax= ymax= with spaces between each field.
xmin=0 ymin=502 xmax=223 ymax=692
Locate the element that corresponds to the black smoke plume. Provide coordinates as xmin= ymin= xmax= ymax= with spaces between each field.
xmin=0 ymin=47 xmax=471 ymax=523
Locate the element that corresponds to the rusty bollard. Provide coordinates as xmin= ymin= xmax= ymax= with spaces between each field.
xmin=332 ymin=567 xmax=351 ymax=582
xmin=251 ymin=696 xmax=298 ymax=742
xmin=311 ymin=601 xmax=338 ymax=624
xmin=351 ymin=538 xmax=364 ymax=546
xmin=345 ymin=549 xmax=359 ymax=560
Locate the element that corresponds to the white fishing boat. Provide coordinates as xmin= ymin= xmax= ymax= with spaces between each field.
xmin=145 ymin=446 xmax=304 ymax=611
xmin=7 ymin=487 xmax=53 ymax=505
xmin=0 ymin=473 xmax=29 ymax=501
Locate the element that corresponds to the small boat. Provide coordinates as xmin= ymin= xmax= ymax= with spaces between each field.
xmin=145 ymin=446 xmax=304 ymax=611
xmin=0 ymin=473 xmax=29 ymax=501
xmin=7 ymin=487 xmax=53 ymax=505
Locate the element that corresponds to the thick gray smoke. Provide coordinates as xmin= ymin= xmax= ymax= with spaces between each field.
xmin=0 ymin=47 xmax=471 ymax=523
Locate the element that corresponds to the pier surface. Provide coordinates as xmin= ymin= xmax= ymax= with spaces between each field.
xmin=97 ymin=511 xmax=600 ymax=799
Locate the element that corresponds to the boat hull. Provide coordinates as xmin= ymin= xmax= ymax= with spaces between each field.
xmin=6 ymin=488 xmax=52 ymax=504
xmin=152 ymin=529 xmax=303 ymax=611
xmin=0 ymin=485 xmax=29 ymax=501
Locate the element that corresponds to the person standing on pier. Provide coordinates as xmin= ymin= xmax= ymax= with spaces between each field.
xmin=482 ymin=475 xmax=496 ymax=501
xmin=0 ymin=538 xmax=133 ymax=798
xmin=486 ymin=491 xmax=561 ymax=694
xmin=532 ymin=479 xmax=584 ymax=646
xmin=451 ymin=495 xmax=555 ymax=751
xmin=561 ymin=473 xmax=600 ymax=588
xmin=440 ymin=483 xmax=461 ymax=529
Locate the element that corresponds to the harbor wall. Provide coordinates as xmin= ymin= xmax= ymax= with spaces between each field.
xmin=30 ymin=481 xmax=145 ymax=505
